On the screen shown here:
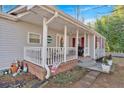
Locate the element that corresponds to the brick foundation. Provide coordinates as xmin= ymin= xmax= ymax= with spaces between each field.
xmin=53 ymin=59 xmax=78 ymax=75
xmin=23 ymin=60 xmax=46 ymax=80
xmin=23 ymin=59 xmax=78 ymax=80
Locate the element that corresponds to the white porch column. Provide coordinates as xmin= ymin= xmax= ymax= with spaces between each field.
xmin=64 ymin=25 xmax=67 ymax=62
xmin=103 ymin=39 xmax=105 ymax=56
xmin=84 ymin=32 xmax=89 ymax=57
xmin=76 ymin=29 xmax=79 ymax=59
xmin=84 ymin=32 xmax=86 ymax=57
xmin=42 ymin=18 xmax=48 ymax=67
xmin=100 ymin=37 xmax=102 ymax=57
xmin=93 ymin=34 xmax=96 ymax=59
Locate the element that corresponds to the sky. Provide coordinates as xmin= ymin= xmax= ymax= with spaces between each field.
xmin=57 ymin=5 xmax=114 ymax=24
xmin=1 ymin=5 xmax=17 ymax=13
xmin=1 ymin=5 xmax=114 ymax=24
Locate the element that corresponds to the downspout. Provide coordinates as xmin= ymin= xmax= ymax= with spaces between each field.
xmin=44 ymin=64 xmax=51 ymax=79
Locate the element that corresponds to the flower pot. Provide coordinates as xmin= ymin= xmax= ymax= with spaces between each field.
xmin=102 ymin=64 xmax=111 ymax=73
xmin=107 ymin=60 xmax=112 ymax=66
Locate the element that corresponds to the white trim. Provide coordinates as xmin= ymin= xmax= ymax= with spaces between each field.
xmin=46 ymin=12 xmax=58 ymax=25
xmin=0 ymin=12 xmax=18 ymax=21
xmin=27 ymin=32 xmax=41 ymax=44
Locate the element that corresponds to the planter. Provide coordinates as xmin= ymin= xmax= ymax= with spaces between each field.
xmin=102 ymin=64 xmax=111 ymax=73
xmin=107 ymin=60 xmax=112 ymax=66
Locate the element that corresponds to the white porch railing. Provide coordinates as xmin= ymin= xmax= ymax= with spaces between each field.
xmin=24 ymin=47 xmax=42 ymax=66
xmin=84 ymin=47 xmax=89 ymax=56
xmin=95 ymin=48 xmax=105 ymax=59
xmin=66 ymin=47 xmax=77 ymax=61
xmin=47 ymin=47 xmax=64 ymax=66
xmin=24 ymin=47 xmax=77 ymax=67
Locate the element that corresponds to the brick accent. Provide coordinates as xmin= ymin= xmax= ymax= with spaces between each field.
xmin=53 ymin=59 xmax=78 ymax=75
xmin=23 ymin=60 xmax=46 ymax=80
xmin=23 ymin=59 xmax=78 ymax=80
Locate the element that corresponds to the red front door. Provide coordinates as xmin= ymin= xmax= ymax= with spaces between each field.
xmin=72 ymin=38 xmax=75 ymax=47
xmin=81 ymin=37 xmax=84 ymax=48
xmin=95 ymin=36 xmax=97 ymax=49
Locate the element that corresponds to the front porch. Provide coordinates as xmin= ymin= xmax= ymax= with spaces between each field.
xmin=15 ymin=6 xmax=106 ymax=79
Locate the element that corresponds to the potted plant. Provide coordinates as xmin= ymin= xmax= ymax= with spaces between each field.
xmin=107 ymin=54 xmax=112 ymax=66
xmin=102 ymin=57 xmax=111 ymax=73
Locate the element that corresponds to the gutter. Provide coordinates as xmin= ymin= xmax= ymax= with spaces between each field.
xmin=0 ymin=12 xmax=18 ymax=21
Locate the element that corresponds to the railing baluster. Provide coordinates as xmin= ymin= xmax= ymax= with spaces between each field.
xmin=24 ymin=47 xmax=78 ymax=67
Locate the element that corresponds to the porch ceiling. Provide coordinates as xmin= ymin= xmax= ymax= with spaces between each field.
xmin=18 ymin=6 xmax=54 ymax=25
xmin=18 ymin=6 xmax=86 ymax=35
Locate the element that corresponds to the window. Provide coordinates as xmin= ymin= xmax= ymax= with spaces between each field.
xmin=28 ymin=32 xmax=41 ymax=44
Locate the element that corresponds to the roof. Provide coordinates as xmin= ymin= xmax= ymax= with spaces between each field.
xmin=0 ymin=5 xmax=106 ymax=39
xmin=43 ymin=5 xmax=106 ymax=39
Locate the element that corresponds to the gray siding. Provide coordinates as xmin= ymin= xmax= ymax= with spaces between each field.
xmin=0 ymin=18 xmax=71 ymax=70
xmin=0 ymin=18 xmax=42 ymax=69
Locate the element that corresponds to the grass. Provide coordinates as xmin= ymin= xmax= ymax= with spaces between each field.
xmin=44 ymin=66 xmax=88 ymax=88
xmin=112 ymin=57 xmax=124 ymax=63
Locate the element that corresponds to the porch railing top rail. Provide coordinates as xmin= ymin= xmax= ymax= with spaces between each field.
xmin=24 ymin=47 xmax=77 ymax=67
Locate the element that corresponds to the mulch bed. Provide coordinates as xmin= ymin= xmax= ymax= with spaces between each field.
xmin=0 ymin=72 xmax=40 ymax=88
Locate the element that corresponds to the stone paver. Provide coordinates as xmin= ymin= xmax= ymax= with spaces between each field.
xmin=72 ymin=71 xmax=100 ymax=88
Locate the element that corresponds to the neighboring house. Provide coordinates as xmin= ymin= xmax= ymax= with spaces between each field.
xmin=0 ymin=5 xmax=106 ymax=79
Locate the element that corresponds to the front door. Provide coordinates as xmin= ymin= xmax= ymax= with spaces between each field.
xmin=81 ymin=37 xmax=84 ymax=48
xmin=72 ymin=38 xmax=75 ymax=47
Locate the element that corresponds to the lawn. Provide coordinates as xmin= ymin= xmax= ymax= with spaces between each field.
xmin=112 ymin=57 xmax=124 ymax=63
xmin=43 ymin=66 xmax=88 ymax=88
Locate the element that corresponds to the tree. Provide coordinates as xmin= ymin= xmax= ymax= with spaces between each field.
xmin=95 ymin=5 xmax=124 ymax=52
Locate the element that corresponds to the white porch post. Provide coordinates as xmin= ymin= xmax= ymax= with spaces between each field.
xmin=84 ymin=32 xmax=86 ymax=57
xmin=93 ymin=34 xmax=96 ymax=59
xmin=103 ymin=39 xmax=106 ymax=56
xmin=42 ymin=18 xmax=48 ymax=67
xmin=64 ymin=25 xmax=67 ymax=62
xmin=84 ymin=32 xmax=89 ymax=57
xmin=100 ymin=37 xmax=102 ymax=57
xmin=76 ymin=29 xmax=79 ymax=59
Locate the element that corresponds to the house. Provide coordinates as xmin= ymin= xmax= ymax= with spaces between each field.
xmin=0 ymin=5 xmax=106 ymax=80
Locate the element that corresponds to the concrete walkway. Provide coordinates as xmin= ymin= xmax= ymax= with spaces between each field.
xmin=77 ymin=58 xmax=105 ymax=72
xmin=72 ymin=71 xmax=100 ymax=88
